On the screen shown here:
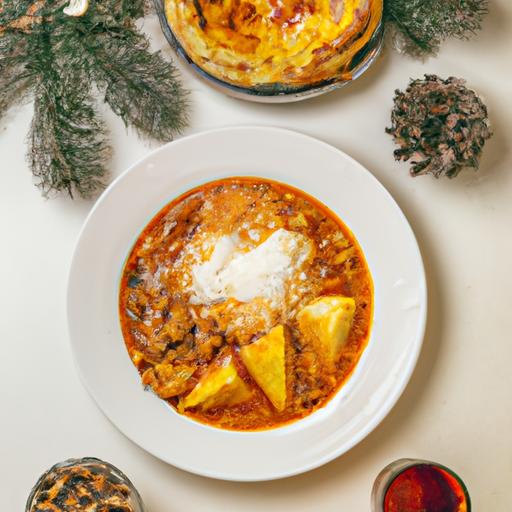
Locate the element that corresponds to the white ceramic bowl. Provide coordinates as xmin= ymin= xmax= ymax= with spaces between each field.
xmin=67 ymin=127 xmax=426 ymax=481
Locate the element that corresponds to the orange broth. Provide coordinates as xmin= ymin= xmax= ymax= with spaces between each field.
xmin=119 ymin=177 xmax=373 ymax=430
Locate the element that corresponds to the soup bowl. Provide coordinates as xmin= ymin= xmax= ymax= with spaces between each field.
xmin=67 ymin=127 xmax=426 ymax=480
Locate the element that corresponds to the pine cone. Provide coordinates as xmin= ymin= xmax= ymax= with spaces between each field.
xmin=386 ymin=75 xmax=492 ymax=178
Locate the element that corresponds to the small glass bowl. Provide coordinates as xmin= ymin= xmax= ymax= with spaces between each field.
xmin=26 ymin=457 xmax=145 ymax=512
xmin=154 ymin=0 xmax=384 ymax=103
xmin=371 ymin=458 xmax=471 ymax=512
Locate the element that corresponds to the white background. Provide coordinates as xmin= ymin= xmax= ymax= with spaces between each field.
xmin=1 ymin=2 xmax=511 ymax=510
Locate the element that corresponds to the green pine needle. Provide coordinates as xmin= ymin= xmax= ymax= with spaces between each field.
xmin=28 ymin=25 xmax=111 ymax=198
xmin=72 ymin=26 xmax=189 ymax=142
xmin=0 ymin=0 xmax=188 ymax=199
xmin=0 ymin=31 xmax=34 ymax=118
xmin=0 ymin=1 xmax=34 ymax=25
xmin=384 ymin=0 xmax=489 ymax=57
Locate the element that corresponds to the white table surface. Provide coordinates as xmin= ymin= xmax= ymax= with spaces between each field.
xmin=2 ymin=4 xmax=511 ymax=510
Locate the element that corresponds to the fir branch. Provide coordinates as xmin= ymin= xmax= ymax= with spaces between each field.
xmin=384 ymin=0 xmax=489 ymax=57
xmin=67 ymin=22 xmax=188 ymax=142
xmin=0 ymin=0 xmax=188 ymax=199
xmin=0 ymin=0 xmax=36 ymax=25
xmin=0 ymin=31 xmax=34 ymax=119
xmin=28 ymin=25 xmax=110 ymax=198
xmin=58 ymin=0 xmax=146 ymax=27
xmin=88 ymin=0 xmax=147 ymax=22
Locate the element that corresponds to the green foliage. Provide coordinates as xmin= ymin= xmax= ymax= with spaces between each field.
xmin=0 ymin=31 xmax=33 ymax=118
xmin=28 ymin=24 xmax=110 ymax=197
xmin=64 ymin=24 xmax=188 ymax=142
xmin=0 ymin=0 xmax=34 ymax=26
xmin=0 ymin=0 xmax=188 ymax=199
xmin=384 ymin=0 xmax=489 ymax=56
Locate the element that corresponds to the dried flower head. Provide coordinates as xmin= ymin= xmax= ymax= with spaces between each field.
xmin=386 ymin=75 xmax=492 ymax=179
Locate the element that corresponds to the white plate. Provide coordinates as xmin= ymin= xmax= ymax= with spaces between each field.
xmin=67 ymin=126 xmax=426 ymax=482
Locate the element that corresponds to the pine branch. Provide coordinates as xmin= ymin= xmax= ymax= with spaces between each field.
xmin=384 ymin=0 xmax=489 ymax=56
xmin=0 ymin=0 xmax=36 ymax=25
xmin=0 ymin=0 xmax=189 ymax=199
xmin=28 ymin=26 xmax=110 ymax=198
xmin=84 ymin=0 xmax=147 ymax=23
xmin=71 ymin=25 xmax=189 ymax=142
xmin=0 ymin=31 xmax=34 ymax=119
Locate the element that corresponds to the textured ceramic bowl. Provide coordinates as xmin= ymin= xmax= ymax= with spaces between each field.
xmin=154 ymin=0 xmax=384 ymax=103
xmin=26 ymin=457 xmax=145 ymax=512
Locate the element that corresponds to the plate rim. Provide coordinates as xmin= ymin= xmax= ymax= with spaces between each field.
xmin=67 ymin=126 xmax=427 ymax=481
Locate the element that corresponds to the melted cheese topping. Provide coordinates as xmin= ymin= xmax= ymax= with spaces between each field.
xmin=189 ymin=228 xmax=313 ymax=306
xmin=164 ymin=0 xmax=382 ymax=88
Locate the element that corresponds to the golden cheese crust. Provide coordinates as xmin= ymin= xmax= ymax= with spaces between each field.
xmin=164 ymin=0 xmax=382 ymax=89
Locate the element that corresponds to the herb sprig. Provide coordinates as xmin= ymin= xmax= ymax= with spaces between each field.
xmin=384 ymin=0 xmax=489 ymax=57
xmin=0 ymin=0 xmax=188 ymax=198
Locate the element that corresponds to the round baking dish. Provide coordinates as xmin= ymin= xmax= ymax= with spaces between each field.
xmin=154 ymin=0 xmax=384 ymax=103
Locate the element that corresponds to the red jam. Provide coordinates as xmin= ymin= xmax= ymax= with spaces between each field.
xmin=384 ymin=464 xmax=468 ymax=512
